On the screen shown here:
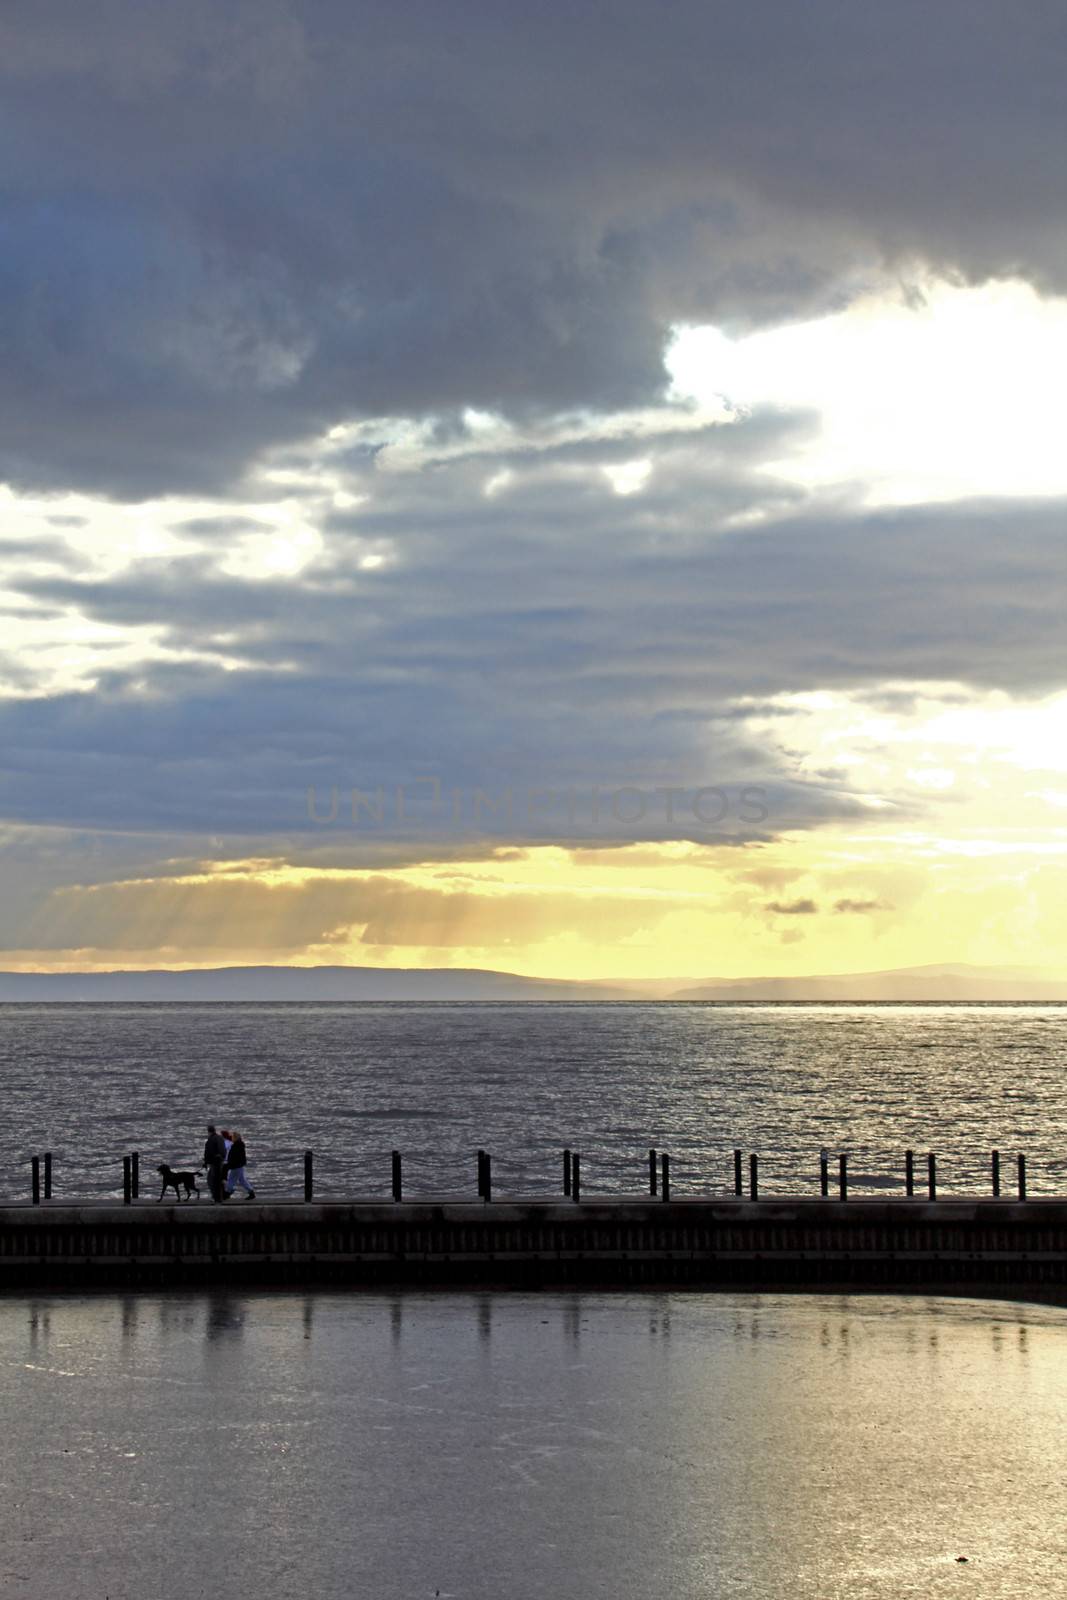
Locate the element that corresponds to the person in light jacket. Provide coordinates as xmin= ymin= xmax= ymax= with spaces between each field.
xmin=225 ymin=1131 xmax=255 ymax=1199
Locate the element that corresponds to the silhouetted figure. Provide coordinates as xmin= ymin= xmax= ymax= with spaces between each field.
xmin=203 ymin=1124 xmax=227 ymax=1202
xmin=225 ymin=1131 xmax=255 ymax=1199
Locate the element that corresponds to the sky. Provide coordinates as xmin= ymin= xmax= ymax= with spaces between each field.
xmin=3 ymin=0 xmax=1067 ymax=983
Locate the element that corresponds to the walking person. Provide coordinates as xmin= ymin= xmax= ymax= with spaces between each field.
xmin=225 ymin=1131 xmax=255 ymax=1199
xmin=203 ymin=1123 xmax=227 ymax=1203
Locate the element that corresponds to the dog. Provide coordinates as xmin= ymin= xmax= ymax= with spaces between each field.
xmin=157 ymin=1163 xmax=203 ymax=1202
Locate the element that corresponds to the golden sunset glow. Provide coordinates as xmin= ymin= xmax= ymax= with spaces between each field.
xmin=5 ymin=659 xmax=1066 ymax=988
xmin=1 ymin=12 xmax=1065 ymax=1000
xmin=7 ymin=811 xmax=1065 ymax=986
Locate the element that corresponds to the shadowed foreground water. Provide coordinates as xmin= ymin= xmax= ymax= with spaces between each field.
xmin=1 ymin=1291 xmax=1064 ymax=1599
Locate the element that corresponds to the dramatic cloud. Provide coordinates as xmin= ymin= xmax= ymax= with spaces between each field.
xmin=0 ymin=419 xmax=1064 ymax=844
xmin=3 ymin=4 xmax=1067 ymax=979
xmin=3 ymin=2 xmax=1067 ymax=495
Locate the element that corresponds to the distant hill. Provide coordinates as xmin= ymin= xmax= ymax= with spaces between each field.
xmin=0 ymin=965 xmax=633 ymax=1002
xmin=0 ymin=962 xmax=1063 ymax=1002
xmin=672 ymin=963 xmax=1067 ymax=1002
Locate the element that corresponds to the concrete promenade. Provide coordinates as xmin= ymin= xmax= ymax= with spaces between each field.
xmin=2 ymin=1195 xmax=1067 ymax=1295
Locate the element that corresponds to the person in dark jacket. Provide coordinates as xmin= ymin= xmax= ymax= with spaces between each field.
xmin=225 ymin=1131 xmax=255 ymax=1199
xmin=203 ymin=1124 xmax=227 ymax=1202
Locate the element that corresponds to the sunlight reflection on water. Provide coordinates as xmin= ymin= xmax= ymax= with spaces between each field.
xmin=0 ymin=1290 xmax=1064 ymax=1599
xmin=2 ymin=1001 xmax=1066 ymax=1202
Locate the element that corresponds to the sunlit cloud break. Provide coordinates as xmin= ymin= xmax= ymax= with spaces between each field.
xmin=0 ymin=2 xmax=1065 ymax=988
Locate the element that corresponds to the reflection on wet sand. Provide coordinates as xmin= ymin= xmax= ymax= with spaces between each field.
xmin=1 ymin=1292 xmax=1063 ymax=1600
xmin=27 ymin=1301 xmax=50 ymax=1350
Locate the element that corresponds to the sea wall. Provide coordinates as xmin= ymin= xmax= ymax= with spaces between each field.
xmin=2 ymin=1198 xmax=1066 ymax=1293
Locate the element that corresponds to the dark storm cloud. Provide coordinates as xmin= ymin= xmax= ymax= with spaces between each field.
xmin=3 ymin=0 xmax=1066 ymax=946
xmin=2 ymin=1 xmax=1067 ymax=494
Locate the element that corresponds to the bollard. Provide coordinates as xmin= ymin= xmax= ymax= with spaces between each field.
xmin=992 ymin=1148 xmax=1000 ymax=1197
xmin=649 ymin=1147 xmax=658 ymax=1196
xmin=905 ymin=1148 xmax=914 ymax=1197
xmin=43 ymin=1151 xmax=52 ymax=1201
xmin=304 ymin=1149 xmax=313 ymax=1202
xmin=31 ymin=1155 xmax=40 ymax=1206
xmin=131 ymin=1151 xmax=139 ymax=1200
xmin=123 ymin=1154 xmax=132 ymax=1206
xmin=1017 ymin=1153 xmax=1027 ymax=1201
xmin=391 ymin=1149 xmax=402 ymax=1203
xmin=838 ymin=1152 xmax=848 ymax=1202
xmin=819 ymin=1151 xmax=829 ymax=1198
xmin=927 ymin=1152 xmax=937 ymax=1201
xmin=661 ymin=1151 xmax=670 ymax=1202
xmin=749 ymin=1152 xmax=758 ymax=1202
xmin=734 ymin=1148 xmax=743 ymax=1197
xmin=572 ymin=1152 xmax=581 ymax=1203
xmin=477 ymin=1148 xmax=486 ymax=1199
xmin=563 ymin=1148 xmax=572 ymax=1197
xmin=482 ymin=1151 xmax=493 ymax=1203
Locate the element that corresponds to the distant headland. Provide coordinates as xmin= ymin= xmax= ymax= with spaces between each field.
xmin=0 ymin=962 xmax=1064 ymax=1002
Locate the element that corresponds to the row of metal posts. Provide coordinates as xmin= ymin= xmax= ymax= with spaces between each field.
xmin=461 ymin=1145 xmax=1025 ymax=1204
xmin=24 ymin=1145 xmax=1031 ymax=1204
xmin=469 ymin=1145 xmax=1025 ymax=1204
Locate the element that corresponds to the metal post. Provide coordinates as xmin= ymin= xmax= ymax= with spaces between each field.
xmin=131 ymin=1151 xmax=139 ymax=1200
xmin=905 ymin=1148 xmax=914 ymax=1197
xmin=43 ymin=1151 xmax=52 ymax=1201
xmin=391 ymin=1149 xmax=402 ymax=1202
xmin=477 ymin=1148 xmax=486 ymax=1199
xmin=819 ymin=1151 xmax=829 ymax=1198
xmin=733 ymin=1148 xmax=743 ymax=1197
xmin=749 ymin=1152 xmax=758 ymax=1202
xmin=572 ymin=1152 xmax=581 ymax=1203
xmin=1017 ymin=1153 xmax=1027 ymax=1201
xmin=304 ymin=1149 xmax=313 ymax=1202
xmin=649 ymin=1147 xmax=658 ymax=1196
xmin=661 ymin=1151 xmax=670 ymax=1202
xmin=992 ymin=1148 xmax=1000 ymax=1197
xmin=927 ymin=1152 xmax=937 ymax=1201
xmin=563 ymin=1148 xmax=572 ymax=1197
xmin=482 ymin=1151 xmax=492 ymax=1203
xmin=838 ymin=1152 xmax=848 ymax=1201
xmin=31 ymin=1155 xmax=40 ymax=1206
xmin=122 ymin=1154 xmax=132 ymax=1206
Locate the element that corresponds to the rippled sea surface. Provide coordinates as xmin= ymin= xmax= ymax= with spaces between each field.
xmin=1 ymin=1001 xmax=1065 ymax=1202
xmin=2 ymin=1290 xmax=1065 ymax=1600
xmin=3 ymin=1008 xmax=1067 ymax=1599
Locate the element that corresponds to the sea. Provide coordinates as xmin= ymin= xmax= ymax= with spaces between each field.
xmin=2 ymin=1002 xmax=1066 ymax=1598
xmin=0 ymin=1000 xmax=1064 ymax=1202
